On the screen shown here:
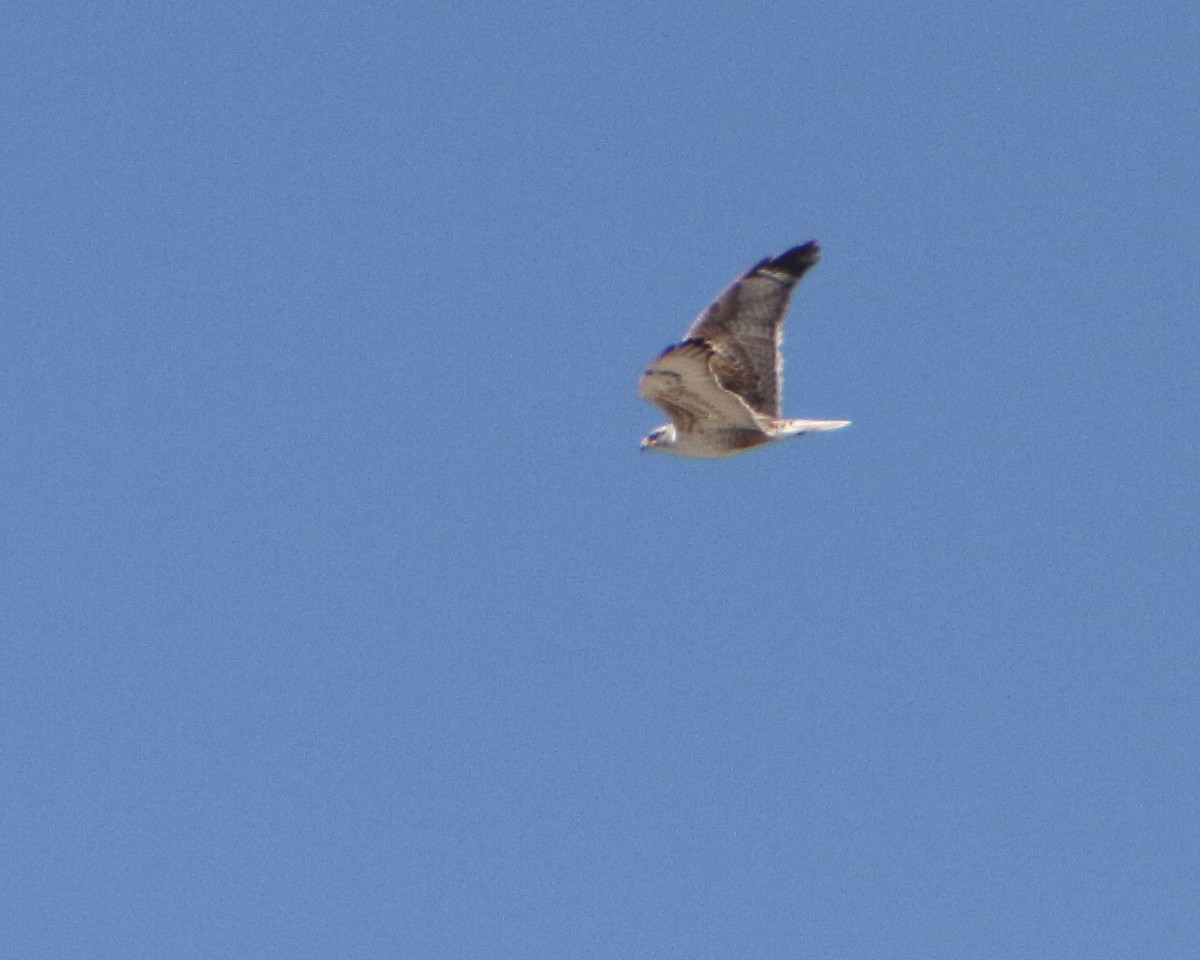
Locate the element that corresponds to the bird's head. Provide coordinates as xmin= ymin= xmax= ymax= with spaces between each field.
xmin=640 ymin=424 xmax=677 ymax=452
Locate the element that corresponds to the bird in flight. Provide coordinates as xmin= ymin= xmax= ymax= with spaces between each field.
xmin=638 ymin=241 xmax=850 ymax=458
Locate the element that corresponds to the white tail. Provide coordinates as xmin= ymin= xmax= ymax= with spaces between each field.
xmin=773 ymin=418 xmax=851 ymax=437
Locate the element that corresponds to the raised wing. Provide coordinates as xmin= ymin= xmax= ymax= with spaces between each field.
xmin=637 ymin=340 xmax=762 ymax=434
xmin=682 ymin=241 xmax=821 ymax=418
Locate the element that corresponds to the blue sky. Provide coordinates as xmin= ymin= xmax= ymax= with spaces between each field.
xmin=5 ymin=2 xmax=1199 ymax=957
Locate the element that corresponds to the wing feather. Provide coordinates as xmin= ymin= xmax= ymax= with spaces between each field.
xmin=637 ymin=340 xmax=762 ymax=434
xmin=681 ymin=241 xmax=820 ymax=417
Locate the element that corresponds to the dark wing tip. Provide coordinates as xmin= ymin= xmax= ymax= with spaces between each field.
xmin=765 ymin=240 xmax=821 ymax=277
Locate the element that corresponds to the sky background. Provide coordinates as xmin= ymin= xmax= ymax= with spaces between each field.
xmin=5 ymin=1 xmax=1199 ymax=957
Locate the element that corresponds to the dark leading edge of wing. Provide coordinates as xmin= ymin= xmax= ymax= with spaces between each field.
xmin=681 ymin=241 xmax=821 ymax=419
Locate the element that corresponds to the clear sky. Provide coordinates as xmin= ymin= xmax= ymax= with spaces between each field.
xmin=5 ymin=2 xmax=1199 ymax=957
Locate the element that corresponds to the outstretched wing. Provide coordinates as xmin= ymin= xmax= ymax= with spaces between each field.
xmin=638 ymin=340 xmax=762 ymax=434
xmin=682 ymin=241 xmax=821 ymax=418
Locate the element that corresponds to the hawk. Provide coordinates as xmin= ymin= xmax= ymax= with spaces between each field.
xmin=638 ymin=241 xmax=850 ymax=458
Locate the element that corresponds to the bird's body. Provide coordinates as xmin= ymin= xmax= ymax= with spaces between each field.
xmin=638 ymin=241 xmax=849 ymax=458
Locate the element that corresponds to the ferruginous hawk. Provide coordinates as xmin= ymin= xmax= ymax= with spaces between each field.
xmin=638 ymin=241 xmax=850 ymax=458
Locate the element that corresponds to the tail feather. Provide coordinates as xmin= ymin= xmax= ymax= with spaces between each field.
xmin=771 ymin=418 xmax=851 ymax=437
